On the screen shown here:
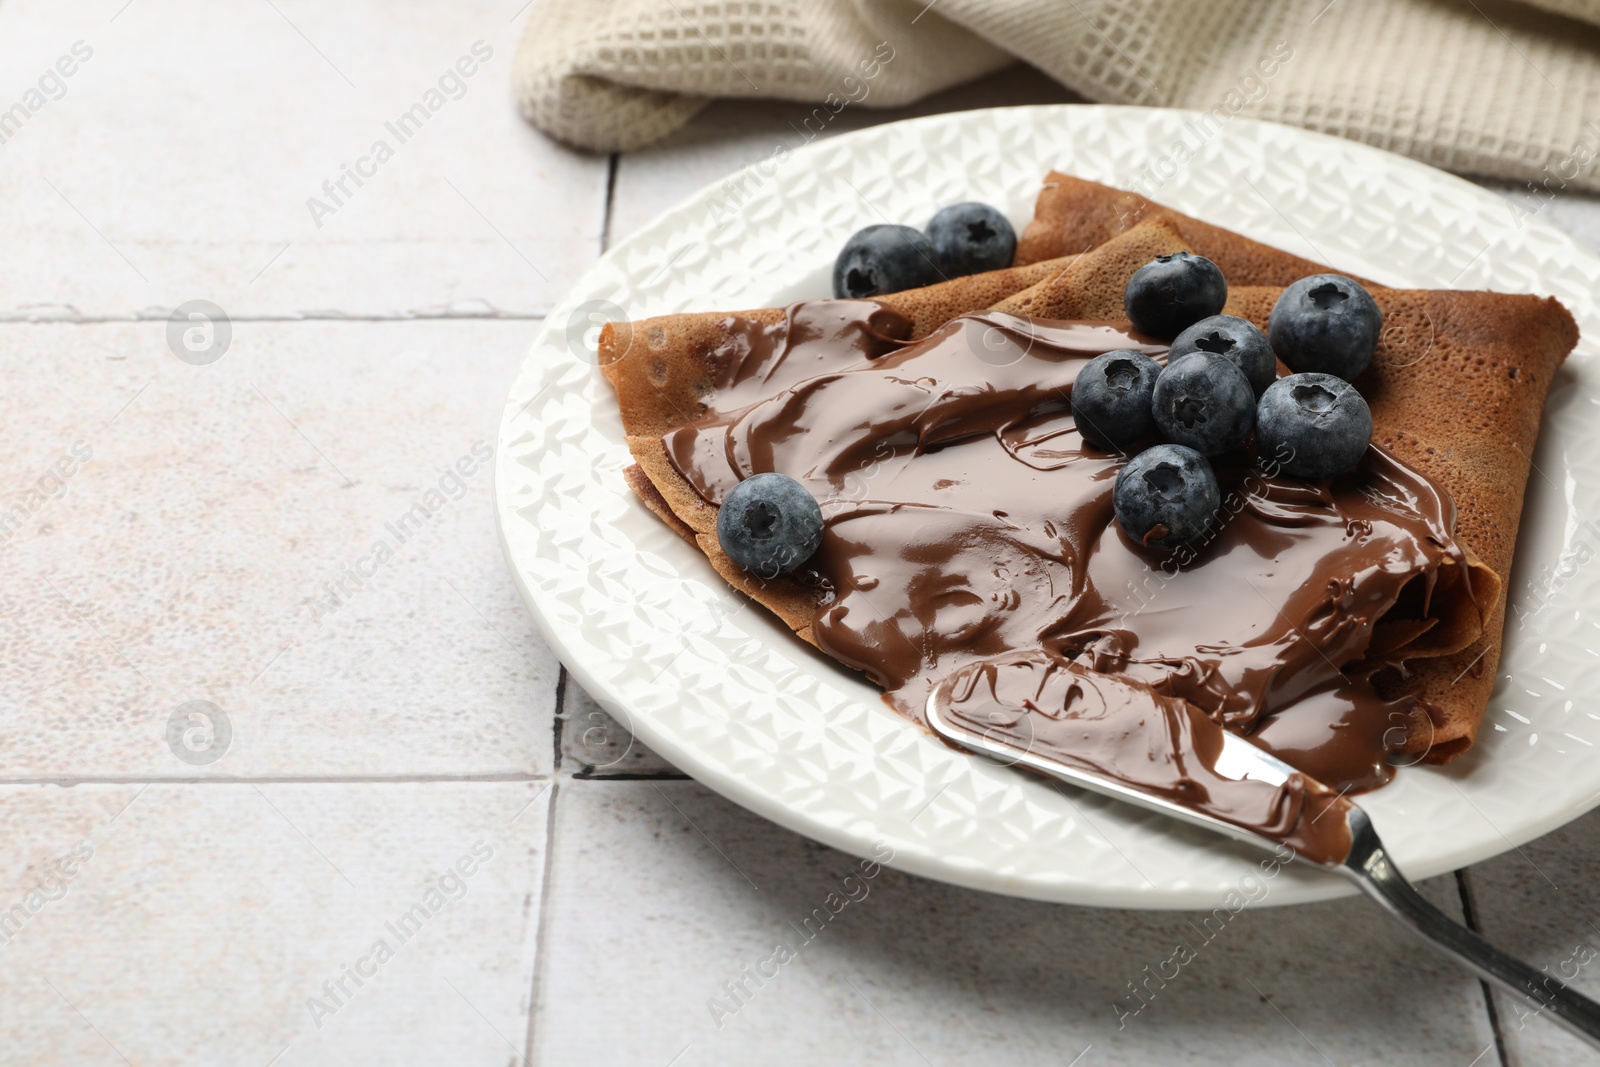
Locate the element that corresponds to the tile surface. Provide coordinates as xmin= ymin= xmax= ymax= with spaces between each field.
xmin=536 ymin=780 xmax=1498 ymax=1067
xmin=0 ymin=781 xmax=550 ymax=1067
xmin=558 ymin=678 xmax=681 ymax=778
xmin=1464 ymin=808 xmax=1600 ymax=1065
xmin=0 ymin=320 xmax=555 ymax=778
xmin=0 ymin=0 xmax=604 ymax=319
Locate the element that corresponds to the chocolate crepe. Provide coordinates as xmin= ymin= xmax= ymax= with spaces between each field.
xmin=601 ymin=191 xmax=1575 ymax=774
xmin=1009 ymin=176 xmax=1578 ymax=761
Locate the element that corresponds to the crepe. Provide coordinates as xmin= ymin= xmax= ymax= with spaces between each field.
xmin=1009 ymin=175 xmax=1577 ymax=759
xmin=1013 ymin=172 xmax=1376 ymax=289
xmin=602 ymin=255 xmax=1080 ymax=437
xmin=603 ymin=199 xmax=1577 ymax=764
xmin=997 ymin=218 xmax=1574 ymax=759
xmin=602 ymin=255 xmax=1081 ymax=626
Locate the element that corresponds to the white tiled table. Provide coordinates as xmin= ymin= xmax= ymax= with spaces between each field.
xmin=2 ymin=4 xmax=1597 ymax=1065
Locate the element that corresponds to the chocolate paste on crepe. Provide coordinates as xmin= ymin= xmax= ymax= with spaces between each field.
xmin=1011 ymin=179 xmax=1578 ymax=759
xmin=662 ymin=300 xmax=1487 ymax=806
xmin=934 ymin=653 xmax=1356 ymax=864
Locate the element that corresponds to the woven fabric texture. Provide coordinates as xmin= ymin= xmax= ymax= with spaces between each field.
xmin=514 ymin=0 xmax=1600 ymax=191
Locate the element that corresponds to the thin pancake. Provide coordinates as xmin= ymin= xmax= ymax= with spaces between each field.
xmin=1013 ymin=172 xmax=1376 ymax=289
xmin=602 ymin=255 xmax=1080 ymax=439
xmin=606 ymin=201 xmax=1576 ymax=765
xmin=602 ymin=255 xmax=1084 ymax=642
xmin=992 ymin=218 xmax=1573 ymax=760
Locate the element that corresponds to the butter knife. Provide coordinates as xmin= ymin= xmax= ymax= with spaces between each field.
xmin=926 ymin=680 xmax=1600 ymax=1047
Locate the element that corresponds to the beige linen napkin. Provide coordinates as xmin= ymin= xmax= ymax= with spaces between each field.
xmin=515 ymin=0 xmax=1600 ymax=193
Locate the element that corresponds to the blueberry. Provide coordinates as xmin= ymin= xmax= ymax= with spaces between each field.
xmin=1123 ymin=251 xmax=1227 ymax=339
xmin=1114 ymin=444 xmax=1221 ymax=549
xmin=1072 ymin=350 xmax=1162 ymax=452
xmin=1255 ymin=373 xmax=1372 ymax=479
xmin=1268 ymin=274 xmax=1383 ymax=381
xmin=716 ymin=473 xmax=824 ymax=578
xmin=832 ymin=224 xmax=942 ymax=299
xmin=1151 ymin=352 xmax=1255 ymax=456
xmin=925 ymin=202 xmax=1017 ymax=277
xmin=1168 ymin=314 xmax=1277 ymax=397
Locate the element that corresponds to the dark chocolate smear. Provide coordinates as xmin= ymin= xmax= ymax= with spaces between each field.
xmin=662 ymin=301 xmax=1483 ymax=863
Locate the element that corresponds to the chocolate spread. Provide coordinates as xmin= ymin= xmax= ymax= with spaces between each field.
xmin=662 ymin=300 xmax=1481 ymax=865
xmin=933 ymin=653 xmax=1356 ymax=864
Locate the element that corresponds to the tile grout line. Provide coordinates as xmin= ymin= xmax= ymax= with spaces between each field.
xmin=1456 ymin=869 xmax=1514 ymax=1066
xmin=0 ymin=314 xmax=551 ymax=325
xmin=524 ymin=779 xmax=562 ymax=1064
xmin=552 ymin=666 xmax=568 ymax=776
xmin=572 ymin=771 xmax=692 ymax=781
xmin=0 ymin=773 xmax=553 ymax=787
xmin=599 ymin=153 xmax=620 ymax=254
xmin=546 ymin=669 xmax=686 ymax=782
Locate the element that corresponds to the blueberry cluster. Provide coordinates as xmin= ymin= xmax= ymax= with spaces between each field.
xmin=832 ymin=202 xmax=1017 ymax=299
xmin=1097 ymin=256 xmax=1382 ymax=551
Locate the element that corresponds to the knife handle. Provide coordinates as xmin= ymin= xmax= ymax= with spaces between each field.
xmin=1342 ymin=809 xmax=1600 ymax=1045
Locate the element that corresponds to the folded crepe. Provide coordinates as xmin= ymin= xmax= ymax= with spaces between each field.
xmin=602 ymin=195 xmax=1576 ymax=769
xmin=1009 ymin=175 xmax=1577 ymax=760
xmin=602 ymin=254 xmax=1079 ymax=556
xmin=1014 ymin=172 xmax=1376 ymax=289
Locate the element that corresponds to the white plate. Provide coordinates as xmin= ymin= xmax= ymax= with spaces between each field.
xmin=495 ymin=105 xmax=1600 ymax=908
